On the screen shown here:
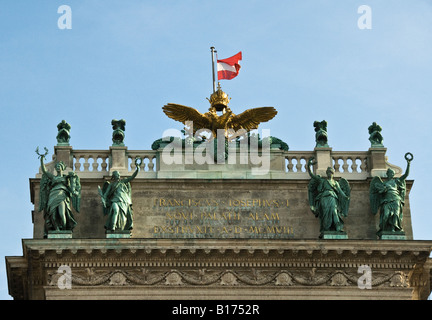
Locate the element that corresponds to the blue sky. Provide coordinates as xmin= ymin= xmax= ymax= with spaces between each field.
xmin=1 ymin=1 xmax=431 ymax=299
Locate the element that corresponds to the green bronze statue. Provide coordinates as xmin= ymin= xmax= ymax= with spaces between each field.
xmin=313 ymin=120 xmax=329 ymax=148
xmin=98 ymin=158 xmax=141 ymax=233
xmin=37 ymin=147 xmax=81 ymax=237
xmin=112 ymin=119 xmax=126 ymax=146
xmin=368 ymin=122 xmax=384 ymax=147
xmin=56 ymin=120 xmax=71 ymax=146
xmin=369 ymin=152 xmax=413 ymax=238
xmin=307 ymin=157 xmax=351 ymax=238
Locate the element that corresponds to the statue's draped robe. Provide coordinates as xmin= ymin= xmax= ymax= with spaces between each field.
xmin=375 ymin=179 xmax=405 ymax=233
xmin=105 ymin=181 xmax=133 ymax=231
xmin=313 ymin=178 xmax=346 ymax=232
xmin=45 ymin=176 xmax=77 ymax=232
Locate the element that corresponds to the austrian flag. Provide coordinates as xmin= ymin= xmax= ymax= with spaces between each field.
xmin=217 ymin=51 xmax=242 ymax=80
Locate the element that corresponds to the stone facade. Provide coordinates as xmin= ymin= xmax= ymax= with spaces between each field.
xmin=6 ymin=144 xmax=432 ymax=299
xmin=29 ymin=177 xmax=414 ymax=240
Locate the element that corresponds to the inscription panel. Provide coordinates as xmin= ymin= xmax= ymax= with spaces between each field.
xmin=151 ymin=198 xmax=294 ymax=238
xmin=131 ymin=180 xmax=321 ymax=239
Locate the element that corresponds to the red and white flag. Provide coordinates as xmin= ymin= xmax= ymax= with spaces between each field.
xmin=217 ymin=51 xmax=242 ymax=80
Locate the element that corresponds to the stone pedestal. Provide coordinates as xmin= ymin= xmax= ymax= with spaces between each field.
xmin=109 ymin=146 xmax=128 ymax=175
xmin=314 ymin=147 xmax=332 ymax=176
xmin=47 ymin=230 xmax=73 ymax=239
xmin=106 ymin=230 xmax=131 ymax=238
xmin=369 ymin=147 xmax=388 ymax=177
xmin=320 ymin=231 xmax=348 ymax=239
xmin=54 ymin=146 xmax=73 ymax=169
xmin=379 ymin=231 xmax=406 ymax=240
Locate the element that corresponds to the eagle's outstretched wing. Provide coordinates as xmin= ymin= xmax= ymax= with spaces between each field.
xmin=162 ymin=103 xmax=211 ymax=131
xmin=229 ymin=107 xmax=277 ymax=132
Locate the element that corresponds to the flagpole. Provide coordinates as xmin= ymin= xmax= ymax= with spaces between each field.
xmin=210 ymin=46 xmax=217 ymax=93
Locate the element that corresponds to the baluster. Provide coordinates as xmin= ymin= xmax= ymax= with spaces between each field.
xmin=101 ymin=157 xmax=108 ymax=172
xmin=360 ymin=157 xmax=367 ymax=173
xmin=92 ymin=156 xmax=99 ymax=171
xmin=74 ymin=156 xmax=82 ymax=171
xmin=351 ymin=157 xmax=359 ymax=173
xmin=295 ymin=157 xmax=302 ymax=172
xmin=341 ymin=156 xmax=349 ymax=173
xmin=286 ymin=157 xmax=294 ymax=172
xmin=148 ymin=156 xmax=155 ymax=172
xmin=333 ymin=157 xmax=341 ymax=172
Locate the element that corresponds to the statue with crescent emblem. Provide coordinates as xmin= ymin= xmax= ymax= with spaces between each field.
xmin=36 ymin=147 xmax=81 ymax=237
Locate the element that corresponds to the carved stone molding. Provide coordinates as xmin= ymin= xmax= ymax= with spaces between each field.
xmin=46 ymin=268 xmax=409 ymax=288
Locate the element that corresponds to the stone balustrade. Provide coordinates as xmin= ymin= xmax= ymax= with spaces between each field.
xmin=36 ymin=145 xmax=400 ymax=180
xmin=331 ymin=151 xmax=370 ymax=179
xmin=72 ymin=150 xmax=110 ymax=174
xmin=284 ymin=151 xmax=314 ymax=178
xmin=127 ymin=150 xmax=157 ymax=172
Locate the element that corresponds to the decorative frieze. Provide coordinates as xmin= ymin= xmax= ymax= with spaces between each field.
xmin=45 ymin=267 xmax=410 ymax=288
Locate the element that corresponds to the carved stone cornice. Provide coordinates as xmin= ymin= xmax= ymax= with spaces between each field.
xmin=21 ymin=238 xmax=432 ymax=260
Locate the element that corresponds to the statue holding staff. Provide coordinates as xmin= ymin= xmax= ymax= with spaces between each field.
xmin=98 ymin=157 xmax=141 ymax=232
xmin=37 ymin=147 xmax=81 ymax=237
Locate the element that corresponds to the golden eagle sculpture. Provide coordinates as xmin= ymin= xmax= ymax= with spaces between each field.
xmin=162 ymin=83 xmax=277 ymax=140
